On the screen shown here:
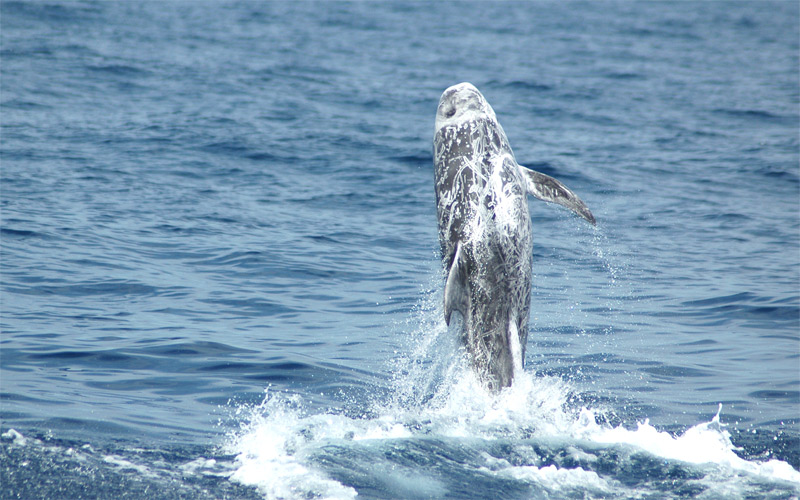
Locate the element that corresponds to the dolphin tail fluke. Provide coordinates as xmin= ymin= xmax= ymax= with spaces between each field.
xmin=444 ymin=242 xmax=469 ymax=326
xmin=518 ymin=164 xmax=596 ymax=225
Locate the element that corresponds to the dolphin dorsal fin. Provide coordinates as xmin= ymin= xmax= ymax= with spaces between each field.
xmin=444 ymin=242 xmax=469 ymax=326
xmin=517 ymin=164 xmax=596 ymax=225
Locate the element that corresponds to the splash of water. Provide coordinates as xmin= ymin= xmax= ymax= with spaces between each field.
xmin=223 ymin=276 xmax=800 ymax=499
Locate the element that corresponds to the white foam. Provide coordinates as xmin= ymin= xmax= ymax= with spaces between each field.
xmin=224 ymin=390 xmax=358 ymax=500
xmin=224 ymin=287 xmax=800 ymax=498
xmin=180 ymin=457 xmax=227 ymax=477
xmin=2 ymin=428 xmax=27 ymax=446
xmin=571 ymin=405 xmax=800 ymax=484
xmin=405 ymin=368 xmax=579 ymax=440
xmin=102 ymin=454 xmax=159 ymax=478
xmin=226 ymin=366 xmax=800 ymax=499
xmin=505 ymin=464 xmax=613 ymax=493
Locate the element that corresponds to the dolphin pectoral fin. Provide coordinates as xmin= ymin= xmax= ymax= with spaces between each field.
xmin=507 ymin=317 xmax=524 ymax=377
xmin=444 ymin=242 xmax=469 ymax=326
xmin=518 ymin=165 xmax=596 ymax=225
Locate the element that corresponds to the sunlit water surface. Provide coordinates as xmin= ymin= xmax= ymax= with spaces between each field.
xmin=2 ymin=1 xmax=798 ymax=499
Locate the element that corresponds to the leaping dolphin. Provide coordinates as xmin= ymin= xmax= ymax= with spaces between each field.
xmin=433 ymin=82 xmax=595 ymax=391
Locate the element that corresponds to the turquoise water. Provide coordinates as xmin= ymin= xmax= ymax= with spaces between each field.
xmin=2 ymin=1 xmax=798 ymax=498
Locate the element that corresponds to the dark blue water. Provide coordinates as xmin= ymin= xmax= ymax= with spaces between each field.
xmin=2 ymin=1 xmax=799 ymax=498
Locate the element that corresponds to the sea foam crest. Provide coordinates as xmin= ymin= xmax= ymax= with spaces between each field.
xmin=225 ymin=356 xmax=800 ymax=500
xmin=225 ymin=390 xmax=359 ymax=500
xmin=572 ymin=405 xmax=800 ymax=484
xmin=224 ymin=277 xmax=800 ymax=498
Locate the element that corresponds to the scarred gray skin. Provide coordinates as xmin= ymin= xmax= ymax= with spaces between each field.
xmin=433 ymin=82 xmax=595 ymax=391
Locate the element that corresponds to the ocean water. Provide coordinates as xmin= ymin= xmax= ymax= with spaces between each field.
xmin=1 ymin=1 xmax=798 ymax=498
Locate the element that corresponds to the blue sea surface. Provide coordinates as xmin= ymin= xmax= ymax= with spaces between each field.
xmin=1 ymin=1 xmax=799 ymax=499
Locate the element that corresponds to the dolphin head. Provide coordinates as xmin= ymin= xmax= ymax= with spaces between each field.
xmin=435 ymin=82 xmax=497 ymax=132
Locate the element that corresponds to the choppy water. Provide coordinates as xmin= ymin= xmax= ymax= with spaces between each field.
xmin=2 ymin=1 xmax=799 ymax=499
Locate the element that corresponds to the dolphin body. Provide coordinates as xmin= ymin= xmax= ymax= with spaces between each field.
xmin=433 ymin=82 xmax=595 ymax=391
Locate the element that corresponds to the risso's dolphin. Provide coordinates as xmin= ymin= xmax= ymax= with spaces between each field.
xmin=433 ymin=82 xmax=595 ymax=391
